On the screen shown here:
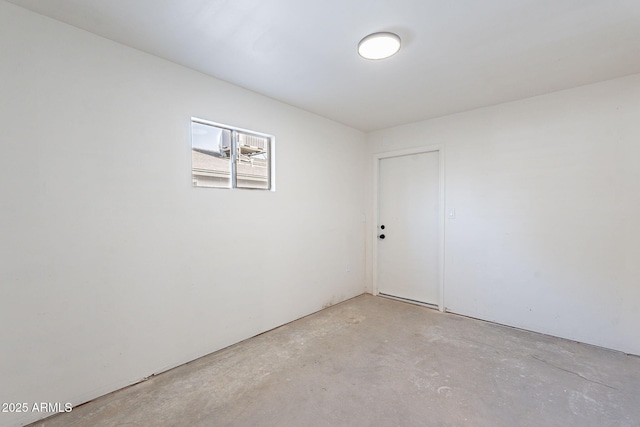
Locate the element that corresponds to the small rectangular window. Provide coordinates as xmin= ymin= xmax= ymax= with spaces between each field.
xmin=191 ymin=119 xmax=274 ymax=190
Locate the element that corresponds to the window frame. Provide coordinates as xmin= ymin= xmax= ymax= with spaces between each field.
xmin=191 ymin=117 xmax=275 ymax=191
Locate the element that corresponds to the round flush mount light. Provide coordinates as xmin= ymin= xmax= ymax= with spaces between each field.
xmin=358 ymin=32 xmax=401 ymax=60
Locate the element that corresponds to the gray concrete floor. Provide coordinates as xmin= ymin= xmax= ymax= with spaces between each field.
xmin=30 ymin=294 xmax=640 ymax=427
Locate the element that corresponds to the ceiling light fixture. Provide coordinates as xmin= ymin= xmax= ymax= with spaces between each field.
xmin=358 ymin=32 xmax=401 ymax=60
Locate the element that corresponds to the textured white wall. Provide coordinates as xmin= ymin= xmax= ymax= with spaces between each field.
xmin=366 ymin=73 xmax=640 ymax=356
xmin=0 ymin=2 xmax=366 ymax=426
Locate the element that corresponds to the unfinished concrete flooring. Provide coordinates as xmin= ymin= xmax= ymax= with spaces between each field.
xmin=30 ymin=295 xmax=640 ymax=427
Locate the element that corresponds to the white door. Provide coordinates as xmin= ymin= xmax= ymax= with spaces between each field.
xmin=377 ymin=150 xmax=440 ymax=306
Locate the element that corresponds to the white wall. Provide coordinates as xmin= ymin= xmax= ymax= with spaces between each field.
xmin=0 ymin=2 xmax=366 ymax=426
xmin=366 ymin=73 xmax=640 ymax=356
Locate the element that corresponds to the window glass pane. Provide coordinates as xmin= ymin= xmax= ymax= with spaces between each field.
xmin=235 ymin=131 xmax=270 ymax=190
xmin=191 ymin=122 xmax=232 ymax=188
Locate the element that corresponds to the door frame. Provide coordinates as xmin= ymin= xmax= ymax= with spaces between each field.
xmin=373 ymin=145 xmax=445 ymax=312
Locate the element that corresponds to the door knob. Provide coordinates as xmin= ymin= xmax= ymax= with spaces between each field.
xmin=379 ymin=234 xmax=385 ymax=239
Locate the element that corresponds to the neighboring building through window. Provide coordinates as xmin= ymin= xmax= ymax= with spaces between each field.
xmin=191 ymin=118 xmax=274 ymax=190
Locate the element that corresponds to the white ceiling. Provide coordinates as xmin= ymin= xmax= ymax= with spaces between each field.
xmin=7 ymin=0 xmax=640 ymax=131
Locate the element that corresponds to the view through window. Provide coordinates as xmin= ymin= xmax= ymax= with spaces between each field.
xmin=191 ymin=119 xmax=273 ymax=190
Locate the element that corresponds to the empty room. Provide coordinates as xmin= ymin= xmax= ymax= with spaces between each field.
xmin=1 ymin=0 xmax=639 ymax=426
